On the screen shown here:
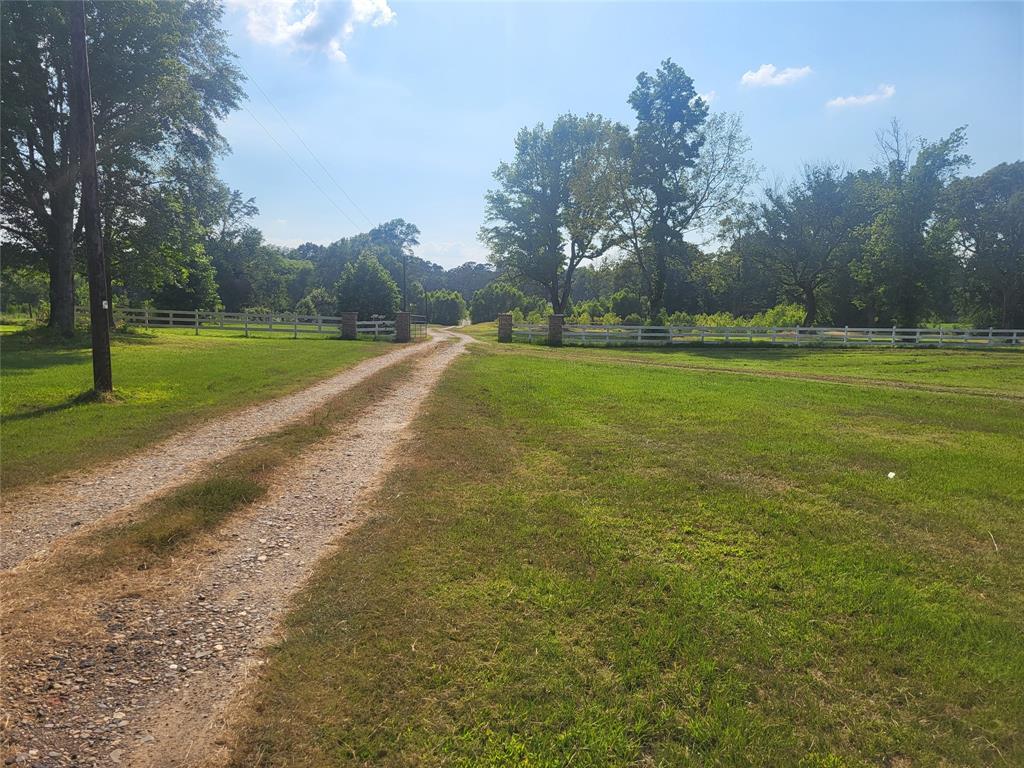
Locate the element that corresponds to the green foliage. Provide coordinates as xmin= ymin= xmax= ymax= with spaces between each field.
xmin=610 ymin=289 xmax=643 ymax=319
xmin=295 ymin=288 xmax=335 ymax=317
xmin=334 ymin=252 xmax=400 ymax=319
xmin=0 ymin=266 xmax=48 ymax=317
xmin=152 ymin=249 xmax=220 ymax=311
xmin=944 ymin=161 xmax=1024 ymax=327
xmin=746 ymin=164 xmax=873 ymax=325
xmin=665 ymin=302 xmax=806 ymax=327
xmin=854 ymin=123 xmax=971 ymax=326
xmin=1 ymin=0 xmax=243 ymax=332
xmin=481 ymin=114 xmax=627 ymax=312
xmin=425 ymin=290 xmax=467 ymax=325
xmin=469 ymin=282 xmax=528 ymax=323
xmin=625 ymin=61 xmax=756 ymax=315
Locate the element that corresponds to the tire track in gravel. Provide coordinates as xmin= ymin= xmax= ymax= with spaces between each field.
xmin=1 ymin=338 xmax=441 ymax=571
xmin=0 ymin=331 xmax=469 ymax=767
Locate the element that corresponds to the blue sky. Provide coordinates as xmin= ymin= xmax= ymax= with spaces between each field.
xmin=217 ymin=1 xmax=1023 ymax=268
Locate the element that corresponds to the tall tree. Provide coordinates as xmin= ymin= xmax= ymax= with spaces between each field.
xmin=370 ymin=218 xmax=420 ymax=309
xmin=943 ymin=162 xmax=1024 ymax=327
xmin=481 ymin=114 xmax=625 ymax=313
xmin=1 ymin=0 xmax=243 ymax=335
xmin=334 ymin=251 xmax=400 ymax=319
xmin=854 ymin=121 xmax=970 ymax=326
xmin=746 ymin=164 xmax=869 ymax=325
xmin=622 ymin=60 xmax=756 ymax=316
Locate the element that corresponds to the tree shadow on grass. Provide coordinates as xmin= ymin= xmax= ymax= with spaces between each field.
xmin=3 ymin=388 xmax=120 ymax=423
xmin=3 ymin=387 xmax=119 ymax=423
xmin=1 ymin=328 xmax=161 ymax=373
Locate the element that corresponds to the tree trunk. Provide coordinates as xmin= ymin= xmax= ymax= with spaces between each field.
xmin=47 ymin=210 xmax=76 ymax=337
xmin=801 ymin=286 xmax=818 ymax=326
xmin=648 ymin=209 xmax=670 ymax=317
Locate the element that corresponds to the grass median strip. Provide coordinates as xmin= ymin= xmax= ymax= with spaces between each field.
xmin=49 ymin=353 xmax=423 ymax=578
xmin=229 ymin=344 xmax=1023 ymax=767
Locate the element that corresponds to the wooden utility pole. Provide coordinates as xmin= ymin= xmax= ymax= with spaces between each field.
xmin=69 ymin=0 xmax=113 ymax=393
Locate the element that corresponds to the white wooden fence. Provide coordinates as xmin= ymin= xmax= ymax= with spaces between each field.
xmin=78 ymin=307 xmax=425 ymax=339
xmin=512 ymin=323 xmax=1023 ymax=348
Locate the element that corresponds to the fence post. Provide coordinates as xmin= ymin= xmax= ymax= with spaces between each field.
xmin=843 ymin=326 xmax=848 ymax=346
xmin=293 ymin=315 xmax=298 ymax=339
xmin=395 ymin=312 xmax=412 ymax=343
xmin=340 ymin=312 xmax=358 ymax=340
xmin=497 ymin=313 xmax=513 ymax=343
xmin=547 ymin=314 xmax=564 ymax=346
xmin=194 ymin=310 xmax=199 ymax=336
xmin=244 ymin=314 xmax=249 ymax=338
xmin=891 ymin=325 xmax=897 ymax=347
xmin=144 ymin=307 xmax=150 ymax=328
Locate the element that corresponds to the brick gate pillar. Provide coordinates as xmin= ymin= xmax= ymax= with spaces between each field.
xmin=497 ymin=313 xmax=513 ymax=343
xmin=395 ymin=311 xmax=412 ymax=342
xmin=340 ymin=312 xmax=358 ymax=340
xmin=547 ymin=314 xmax=564 ymax=346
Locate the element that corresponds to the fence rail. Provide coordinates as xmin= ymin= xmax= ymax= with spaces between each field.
xmin=77 ymin=307 xmax=427 ymax=340
xmin=512 ymin=322 xmax=1023 ymax=348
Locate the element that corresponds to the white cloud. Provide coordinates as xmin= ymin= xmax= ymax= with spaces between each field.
xmin=229 ymin=0 xmax=395 ymax=62
xmin=697 ymin=90 xmax=717 ymax=104
xmin=740 ymin=64 xmax=813 ymax=87
xmin=826 ymin=84 xmax=896 ymax=108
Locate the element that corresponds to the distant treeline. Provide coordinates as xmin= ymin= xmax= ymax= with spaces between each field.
xmin=479 ymin=60 xmax=1023 ymax=330
xmin=2 ymin=3 xmax=1020 ymax=331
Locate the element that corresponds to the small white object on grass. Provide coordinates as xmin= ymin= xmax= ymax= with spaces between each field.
xmin=887 ymin=471 xmax=896 ymax=479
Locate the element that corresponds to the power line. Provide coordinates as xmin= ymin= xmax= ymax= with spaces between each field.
xmin=242 ymin=66 xmax=375 ymax=228
xmin=240 ymin=102 xmax=363 ymax=232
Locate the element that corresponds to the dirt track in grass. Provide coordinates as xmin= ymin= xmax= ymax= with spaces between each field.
xmin=0 ymin=331 xmax=469 ymax=767
xmin=0 ymin=338 xmax=433 ymax=571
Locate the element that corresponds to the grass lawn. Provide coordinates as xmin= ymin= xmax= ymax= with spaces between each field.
xmin=1 ymin=328 xmax=388 ymax=489
xmin=233 ymin=342 xmax=1023 ymax=766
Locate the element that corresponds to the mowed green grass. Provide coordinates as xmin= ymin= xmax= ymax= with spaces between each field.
xmin=465 ymin=322 xmax=1024 ymax=396
xmin=534 ymin=344 xmax=1024 ymax=396
xmin=234 ymin=344 xmax=1024 ymax=767
xmin=1 ymin=329 xmax=387 ymax=489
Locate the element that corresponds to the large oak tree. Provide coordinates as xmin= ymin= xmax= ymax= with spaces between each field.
xmin=1 ymin=0 xmax=243 ymax=334
xmin=481 ymin=114 xmax=626 ymax=313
